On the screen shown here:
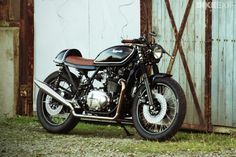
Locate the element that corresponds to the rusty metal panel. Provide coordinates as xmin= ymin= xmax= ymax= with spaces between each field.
xmin=0 ymin=0 xmax=34 ymax=116
xmin=152 ymin=0 xmax=206 ymax=127
xmin=0 ymin=0 xmax=20 ymax=21
xmin=0 ymin=0 xmax=9 ymax=20
xmin=205 ymin=0 xmax=213 ymax=131
xmin=211 ymin=0 xmax=236 ymax=127
xmin=9 ymin=0 xmax=20 ymax=21
xmin=17 ymin=0 xmax=34 ymax=116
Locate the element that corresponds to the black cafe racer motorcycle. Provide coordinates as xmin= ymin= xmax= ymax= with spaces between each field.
xmin=34 ymin=33 xmax=186 ymax=141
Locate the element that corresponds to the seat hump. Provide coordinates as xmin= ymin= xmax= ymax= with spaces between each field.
xmin=54 ymin=49 xmax=82 ymax=64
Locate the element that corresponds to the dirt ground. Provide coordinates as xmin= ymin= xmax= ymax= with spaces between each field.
xmin=0 ymin=117 xmax=236 ymax=157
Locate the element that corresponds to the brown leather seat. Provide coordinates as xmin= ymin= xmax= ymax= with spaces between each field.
xmin=65 ymin=56 xmax=95 ymax=66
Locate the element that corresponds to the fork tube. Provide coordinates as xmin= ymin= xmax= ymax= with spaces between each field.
xmin=137 ymin=46 xmax=154 ymax=106
xmin=140 ymin=64 xmax=154 ymax=106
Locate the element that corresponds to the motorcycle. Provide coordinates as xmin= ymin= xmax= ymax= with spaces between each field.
xmin=34 ymin=33 xmax=186 ymax=141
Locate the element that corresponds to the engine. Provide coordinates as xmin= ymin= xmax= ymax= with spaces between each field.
xmin=86 ymin=90 xmax=110 ymax=111
xmin=85 ymin=66 xmax=129 ymax=112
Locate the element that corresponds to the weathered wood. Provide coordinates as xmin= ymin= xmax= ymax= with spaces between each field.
xmin=164 ymin=0 xmax=205 ymax=127
xmin=140 ymin=0 xmax=152 ymax=40
xmin=17 ymin=0 xmax=34 ymax=116
xmin=205 ymin=0 xmax=212 ymax=131
xmin=0 ymin=0 xmax=34 ymax=116
xmin=211 ymin=0 xmax=236 ymax=127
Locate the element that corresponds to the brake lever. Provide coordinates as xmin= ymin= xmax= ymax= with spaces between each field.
xmin=164 ymin=51 xmax=174 ymax=59
xmin=158 ymin=45 xmax=174 ymax=59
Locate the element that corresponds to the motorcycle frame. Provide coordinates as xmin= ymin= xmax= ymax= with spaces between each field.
xmin=56 ymin=46 xmax=172 ymax=116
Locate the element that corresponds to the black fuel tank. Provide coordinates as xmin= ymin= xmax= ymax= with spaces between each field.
xmin=94 ymin=45 xmax=135 ymax=66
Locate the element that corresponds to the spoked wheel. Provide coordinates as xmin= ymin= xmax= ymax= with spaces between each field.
xmin=132 ymin=77 xmax=186 ymax=141
xmin=37 ymin=71 xmax=79 ymax=133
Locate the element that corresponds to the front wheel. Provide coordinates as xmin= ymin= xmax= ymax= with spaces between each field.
xmin=132 ymin=77 xmax=186 ymax=141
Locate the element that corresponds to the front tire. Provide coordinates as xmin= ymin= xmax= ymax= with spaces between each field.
xmin=132 ymin=77 xmax=186 ymax=141
xmin=37 ymin=71 xmax=79 ymax=133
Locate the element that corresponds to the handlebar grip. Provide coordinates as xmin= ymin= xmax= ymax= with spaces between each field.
xmin=121 ymin=39 xmax=142 ymax=44
xmin=121 ymin=39 xmax=136 ymax=43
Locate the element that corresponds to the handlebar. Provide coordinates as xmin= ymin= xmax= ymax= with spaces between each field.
xmin=122 ymin=32 xmax=158 ymax=44
xmin=121 ymin=37 xmax=146 ymax=44
xmin=121 ymin=39 xmax=138 ymax=44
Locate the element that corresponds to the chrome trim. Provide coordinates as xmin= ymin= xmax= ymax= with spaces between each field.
xmin=80 ymin=117 xmax=133 ymax=125
xmin=53 ymin=49 xmax=69 ymax=64
xmin=72 ymin=78 xmax=126 ymax=120
xmin=34 ymin=79 xmax=126 ymax=121
xmin=34 ymin=79 xmax=74 ymax=111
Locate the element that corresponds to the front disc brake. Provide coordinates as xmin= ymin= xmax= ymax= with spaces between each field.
xmin=143 ymin=93 xmax=167 ymax=124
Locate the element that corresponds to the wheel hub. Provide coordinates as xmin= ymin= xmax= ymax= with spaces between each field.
xmin=143 ymin=93 xmax=167 ymax=124
xmin=45 ymin=96 xmax=63 ymax=116
xmin=149 ymin=100 xmax=162 ymax=115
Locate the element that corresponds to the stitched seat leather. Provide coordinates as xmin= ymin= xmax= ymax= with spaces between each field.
xmin=65 ymin=56 xmax=95 ymax=66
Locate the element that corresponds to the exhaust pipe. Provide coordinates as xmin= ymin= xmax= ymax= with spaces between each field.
xmin=73 ymin=78 xmax=126 ymax=120
xmin=34 ymin=79 xmax=74 ymax=111
xmin=34 ymin=79 xmax=126 ymax=121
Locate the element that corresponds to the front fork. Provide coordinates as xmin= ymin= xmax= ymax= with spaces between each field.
xmin=140 ymin=63 xmax=154 ymax=106
xmin=137 ymin=46 xmax=154 ymax=106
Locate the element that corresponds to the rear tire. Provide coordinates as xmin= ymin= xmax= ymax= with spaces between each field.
xmin=132 ymin=77 xmax=186 ymax=141
xmin=37 ymin=71 xmax=79 ymax=133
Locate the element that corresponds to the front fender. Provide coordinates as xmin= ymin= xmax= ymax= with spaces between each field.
xmin=149 ymin=73 xmax=172 ymax=84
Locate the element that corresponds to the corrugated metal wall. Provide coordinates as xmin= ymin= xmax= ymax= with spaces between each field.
xmin=211 ymin=0 xmax=236 ymax=127
xmin=152 ymin=0 xmax=206 ymax=126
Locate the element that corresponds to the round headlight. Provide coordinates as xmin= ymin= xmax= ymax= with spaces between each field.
xmin=153 ymin=46 xmax=163 ymax=59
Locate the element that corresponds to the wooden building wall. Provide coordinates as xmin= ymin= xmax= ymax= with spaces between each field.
xmin=0 ymin=0 xmax=34 ymax=116
xmin=211 ymin=0 xmax=236 ymax=127
xmin=151 ymin=0 xmax=236 ymax=130
xmin=152 ymin=0 xmax=207 ymax=130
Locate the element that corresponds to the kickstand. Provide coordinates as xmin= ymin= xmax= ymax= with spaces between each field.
xmin=117 ymin=122 xmax=133 ymax=136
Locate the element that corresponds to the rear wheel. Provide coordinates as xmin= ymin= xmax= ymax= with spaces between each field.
xmin=132 ymin=77 xmax=186 ymax=141
xmin=37 ymin=71 xmax=79 ymax=133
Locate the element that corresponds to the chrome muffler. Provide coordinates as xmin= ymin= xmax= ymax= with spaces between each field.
xmin=34 ymin=80 xmax=74 ymax=111
xmin=34 ymin=79 xmax=126 ymax=121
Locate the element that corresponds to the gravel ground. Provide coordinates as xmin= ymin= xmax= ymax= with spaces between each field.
xmin=0 ymin=117 xmax=236 ymax=157
xmin=1 ymin=133 xmax=236 ymax=157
